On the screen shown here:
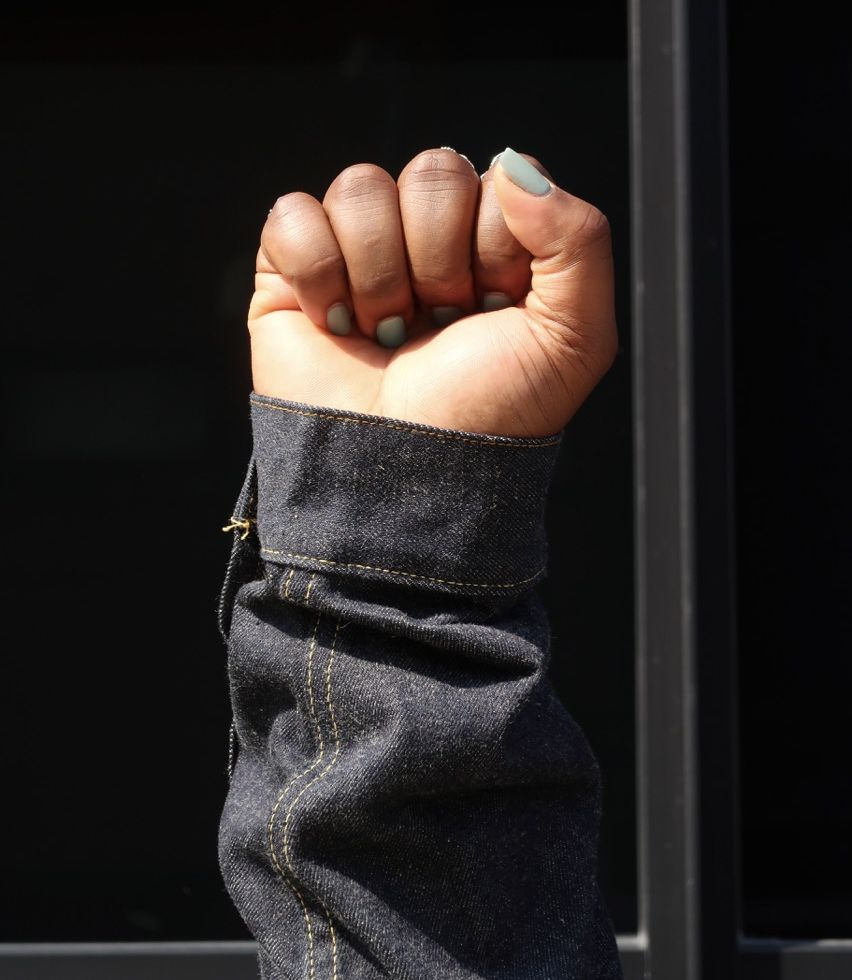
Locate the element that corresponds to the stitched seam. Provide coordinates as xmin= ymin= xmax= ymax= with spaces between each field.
xmin=324 ymin=625 xmax=342 ymax=980
xmin=317 ymin=622 xmax=341 ymax=980
xmin=281 ymin=568 xmax=295 ymax=599
xmin=261 ymin=548 xmax=544 ymax=589
xmin=281 ymin=620 xmax=343 ymax=980
xmin=265 ymin=579 xmax=321 ymax=980
xmin=251 ymin=397 xmax=561 ymax=448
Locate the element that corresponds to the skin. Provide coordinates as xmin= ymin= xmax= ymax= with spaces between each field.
xmin=249 ymin=148 xmax=617 ymax=438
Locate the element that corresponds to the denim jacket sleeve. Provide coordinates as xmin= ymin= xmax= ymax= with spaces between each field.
xmin=217 ymin=392 xmax=623 ymax=980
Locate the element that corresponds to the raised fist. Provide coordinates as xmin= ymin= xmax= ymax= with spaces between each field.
xmin=249 ymin=146 xmax=616 ymax=437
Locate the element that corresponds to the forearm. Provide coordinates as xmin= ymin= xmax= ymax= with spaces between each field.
xmin=218 ymin=394 xmax=619 ymax=980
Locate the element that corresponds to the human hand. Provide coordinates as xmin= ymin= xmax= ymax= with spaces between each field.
xmin=249 ymin=147 xmax=617 ymax=437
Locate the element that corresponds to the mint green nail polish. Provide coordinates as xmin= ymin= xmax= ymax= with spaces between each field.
xmin=432 ymin=305 xmax=463 ymax=327
xmin=482 ymin=291 xmax=512 ymax=312
xmin=376 ymin=315 xmax=406 ymax=348
xmin=499 ymin=147 xmax=551 ymax=196
xmin=326 ymin=303 xmax=351 ymax=336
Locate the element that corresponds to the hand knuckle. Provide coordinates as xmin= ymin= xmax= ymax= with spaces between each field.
xmin=402 ymin=149 xmax=477 ymax=187
xmin=356 ymin=266 xmax=404 ymax=299
xmin=267 ymin=192 xmax=315 ymax=230
xmin=476 ymin=242 xmax=526 ymax=271
xmin=297 ymin=251 xmax=343 ymax=283
xmin=576 ymin=205 xmax=611 ymax=246
xmin=330 ymin=164 xmax=395 ymax=201
xmin=412 ymin=269 xmax=467 ymax=294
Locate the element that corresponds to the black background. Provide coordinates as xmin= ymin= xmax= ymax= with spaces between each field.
xmin=728 ymin=5 xmax=852 ymax=937
xmin=0 ymin=5 xmax=635 ymax=941
xmin=1 ymin=0 xmax=849 ymax=945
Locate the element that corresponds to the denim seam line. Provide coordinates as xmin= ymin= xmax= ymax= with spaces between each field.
xmin=261 ymin=548 xmax=545 ymax=590
xmin=282 ymin=618 xmax=343 ymax=980
xmin=265 ymin=574 xmax=342 ymax=980
xmin=250 ymin=397 xmax=561 ymax=448
xmin=266 ymin=580 xmax=322 ymax=978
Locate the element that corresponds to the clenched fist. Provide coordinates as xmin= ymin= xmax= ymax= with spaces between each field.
xmin=249 ymin=146 xmax=617 ymax=437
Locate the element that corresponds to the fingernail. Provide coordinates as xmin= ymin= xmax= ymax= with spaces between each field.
xmin=432 ymin=305 xmax=463 ymax=327
xmin=326 ymin=303 xmax=351 ymax=336
xmin=498 ymin=147 xmax=551 ymax=196
xmin=376 ymin=315 xmax=407 ymax=348
xmin=482 ymin=291 xmax=512 ymax=312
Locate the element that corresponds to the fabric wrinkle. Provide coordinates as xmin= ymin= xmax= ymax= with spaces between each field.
xmin=218 ymin=393 xmax=623 ymax=980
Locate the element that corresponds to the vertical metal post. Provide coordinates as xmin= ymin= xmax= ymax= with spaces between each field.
xmin=630 ymin=0 xmax=738 ymax=977
xmin=630 ymin=0 xmax=701 ymax=976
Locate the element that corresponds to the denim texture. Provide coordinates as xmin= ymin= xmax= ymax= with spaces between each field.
xmin=218 ymin=392 xmax=623 ymax=980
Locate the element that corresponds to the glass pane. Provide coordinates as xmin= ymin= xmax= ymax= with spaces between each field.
xmin=729 ymin=7 xmax=852 ymax=938
xmin=1 ymin=8 xmax=634 ymax=941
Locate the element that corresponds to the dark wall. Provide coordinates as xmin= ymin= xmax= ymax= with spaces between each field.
xmin=6 ymin=3 xmax=852 ymax=941
xmin=728 ymin=6 xmax=852 ymax=937
xmin=3 ymin=1 xmax=849 ymax=952
xmin=0 ymin=9 xmax=635 ymax=941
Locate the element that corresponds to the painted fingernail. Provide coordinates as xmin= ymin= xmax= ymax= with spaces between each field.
xmin=482 ymin=291 xmax=512 ymax=312
xmin=489 ymin=151 xmax=504 ymax=169
xmin=498 ymin=147 xmax=551 ymax=196
xmin=326 ymin=303 xmax=351 ymax=336
xmin=376 ymin=315 xmax=407 ymax=348
xmin=432 ymin=305 xmax=463 ymax=327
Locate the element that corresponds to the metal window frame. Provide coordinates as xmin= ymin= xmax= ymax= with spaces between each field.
xmin=629 ymin=0 xmax=852 ymax=978
xmin=2 ymin=1 xmax=848 ymax=977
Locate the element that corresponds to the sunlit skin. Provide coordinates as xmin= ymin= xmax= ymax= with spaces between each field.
xmin=248 ymin=148 xmax=617 ymax=438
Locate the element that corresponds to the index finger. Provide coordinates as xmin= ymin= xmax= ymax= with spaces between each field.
xmin=473 ymin=154 xmax=552 ymax=310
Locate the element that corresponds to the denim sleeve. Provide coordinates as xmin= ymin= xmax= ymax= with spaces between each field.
xmin=217 ymin=392 xmax=623 ymax=980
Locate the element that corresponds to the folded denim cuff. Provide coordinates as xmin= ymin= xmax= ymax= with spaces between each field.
xmin=250 ymin=393 xmax=564 ymax=598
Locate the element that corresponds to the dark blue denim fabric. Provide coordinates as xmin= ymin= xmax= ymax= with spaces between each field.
xmin=218 ymin=393 xmax=623 ymax=980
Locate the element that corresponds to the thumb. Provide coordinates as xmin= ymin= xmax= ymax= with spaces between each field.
xmin=492 ymin=147 xmax=617 ymax=368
